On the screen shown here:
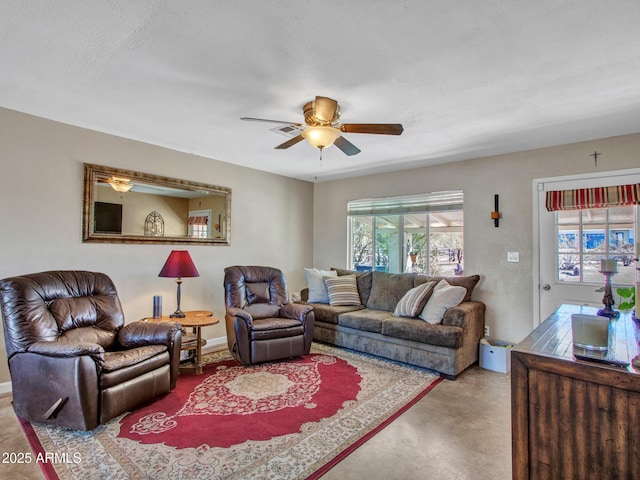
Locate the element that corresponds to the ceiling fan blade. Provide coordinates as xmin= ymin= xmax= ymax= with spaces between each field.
xmin=339 ymin=123 xmax=404 ymax=135
xmin=241 ymin=117 xmax=303 ymax=126
xmin=314 ymin=96 xmax=339 ymax=123
xmin=274 ymin=134 xmax=305 ymax=150
xmin=334 ymin=136 xmax=361 ymax=156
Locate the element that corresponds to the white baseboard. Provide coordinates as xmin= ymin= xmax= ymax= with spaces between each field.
xmin=0 ymin=380 xmax=12 ymax=396
xmin=202 ymin=336 xmax=228 ymax=354
xmin=0 ymin=336 xmax=229 ymax=397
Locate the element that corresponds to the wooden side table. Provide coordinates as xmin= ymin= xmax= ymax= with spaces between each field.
xmin=511 ymin=304 xmax=640 ymax=479
xmin=144 ymin=310 xmax=219 ymax=374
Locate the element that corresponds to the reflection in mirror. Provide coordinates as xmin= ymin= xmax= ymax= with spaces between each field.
xmin=83 ymin=163 xmax=231 ymax=245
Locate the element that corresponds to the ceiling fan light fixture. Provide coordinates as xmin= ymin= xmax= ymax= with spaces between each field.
xmin=301 ymin=126 xmax=341 ymax=150
xmin=241 ymin=95 xmax=402 ymax=156
xmin=108 ymin=177 xmax=133 ymax=193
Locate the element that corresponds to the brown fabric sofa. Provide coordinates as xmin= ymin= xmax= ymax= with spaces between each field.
xmin=224 ymin=266 xmax=315 ymax=365
xmin=297 ymin=269 xmax=485 ymax=379
xmin=0 ymin=270 xmax=182 ymax=431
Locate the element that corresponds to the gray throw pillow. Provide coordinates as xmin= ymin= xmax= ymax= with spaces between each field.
xmin=367 ymin=271 xmax=416 ymax=311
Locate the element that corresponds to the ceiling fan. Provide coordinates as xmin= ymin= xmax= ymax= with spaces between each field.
xmin=241 ymin=96 xmax=403 ymax=156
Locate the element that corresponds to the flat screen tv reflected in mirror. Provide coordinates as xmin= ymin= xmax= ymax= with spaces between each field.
xmin=94 ymin=201 xmax=123 ymax=234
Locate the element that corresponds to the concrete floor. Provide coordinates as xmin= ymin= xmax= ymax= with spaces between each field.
xmin=324 ymin=365 xmax=512 ymax=480
xmin=0 ymin=365 xmax=512 ymax=480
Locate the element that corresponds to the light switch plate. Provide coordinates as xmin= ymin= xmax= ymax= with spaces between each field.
xmin=507 ymin=251 xmax=520 ymax=262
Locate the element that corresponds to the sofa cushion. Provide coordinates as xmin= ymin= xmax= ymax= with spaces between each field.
xmin=393 ymin=281 xmax=436 ymax=318
xmin=304 ymin=268 xmax=337 ymax=303
xmin=366 ymin=271 xmax=416 ymax=311
xmin=333 ymin=268 xmax=373 ymax=305
xmin=419 ymin=280 xmax=467 ymax=324
xmin=299 ymin=302 xmax=363 ymax=324
xmin=338 ymin=308 xmax=392 ymax=334
xmin=415 ymin=274 xmax=479 ymax=302
xmin=382 ymin=317 xmax=463 ymax=349
xmin=324 ymin=275 xmax=361 ymax=306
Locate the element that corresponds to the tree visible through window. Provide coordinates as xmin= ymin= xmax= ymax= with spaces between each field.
xmin=348 ymin=192 xmax=464 ymax=275
xmin=556 ymin=206 xmax=637 ymax=284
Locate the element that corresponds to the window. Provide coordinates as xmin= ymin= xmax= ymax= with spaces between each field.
xmin=556 ymin=206 xmax=637 ymax=284
xmin=188 ymin=210 xmax=211 ymax=238
xmin=348 ymin=192 xmax=464 ymax=275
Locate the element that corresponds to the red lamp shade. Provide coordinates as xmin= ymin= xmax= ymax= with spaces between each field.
xmin=158 ymin=250 xmax=199 ymax=278
xmin=158 ymin=250 xmax=199 ymax=318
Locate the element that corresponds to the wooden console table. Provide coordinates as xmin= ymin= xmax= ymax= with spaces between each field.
xmin=511 ymin=304 xmax=640 ymax=479
xmin=144 ymin=310 xmax=219 ymax=374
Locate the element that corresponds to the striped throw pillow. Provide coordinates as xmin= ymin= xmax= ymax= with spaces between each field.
xmin=324 ymin=275 xmax=361 ymax=306
xmin=393 ymin=281 xmax=436 ymax=318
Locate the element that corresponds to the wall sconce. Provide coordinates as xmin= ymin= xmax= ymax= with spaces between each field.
xmin=491 ymin=194 xmax=501 ymax=227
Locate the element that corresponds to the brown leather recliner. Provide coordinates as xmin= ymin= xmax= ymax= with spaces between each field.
xmin=0 ymin=270 xmax=182 ymax=431
xmin=224 ymin=266 xmax=314 ymax=365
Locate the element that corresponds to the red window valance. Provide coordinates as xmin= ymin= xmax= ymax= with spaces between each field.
xmin=545 ymin=183 xmax=640 ymax=212
xmin=188 ymin=216 xmax=208 ymax=225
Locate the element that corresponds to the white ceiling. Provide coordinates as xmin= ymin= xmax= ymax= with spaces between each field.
xmin=2 ymin=1 xmax=639 ymax=183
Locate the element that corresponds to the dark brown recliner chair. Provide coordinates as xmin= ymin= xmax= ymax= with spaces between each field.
xmin=0 ymin=270 xmax=182 ymax=431
xmin=224 ymin=266 xmax=314 ymax=365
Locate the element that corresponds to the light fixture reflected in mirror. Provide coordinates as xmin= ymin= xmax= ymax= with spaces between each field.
xmin=107 ymin=177 xmax=133 ymax=193
xmin=301 ymin=126 xmax=341 ymax=150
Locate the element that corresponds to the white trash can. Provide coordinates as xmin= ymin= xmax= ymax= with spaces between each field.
xmin=479 ymin=338 xmax=513 ymax=373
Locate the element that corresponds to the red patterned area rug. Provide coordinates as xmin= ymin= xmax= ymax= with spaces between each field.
xmin=19 ymin=343 xmax=441 ymax=479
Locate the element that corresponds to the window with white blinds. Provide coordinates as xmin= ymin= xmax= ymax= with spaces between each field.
xmin=347 ymin=191 xmax=464 ymax=276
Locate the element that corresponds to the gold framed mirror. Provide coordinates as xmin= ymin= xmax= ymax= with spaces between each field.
xmin=82 ymin=163 xmax=231 ymax=245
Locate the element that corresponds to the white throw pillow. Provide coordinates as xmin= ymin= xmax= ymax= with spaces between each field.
xmin=304 ymin=268 xmax=337 ymax=303
xmin=419 ymin=279 xmax=466 ymax=324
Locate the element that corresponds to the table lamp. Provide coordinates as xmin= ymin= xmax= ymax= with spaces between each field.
xmin=158 ymin=250 xmax=199 ymax=318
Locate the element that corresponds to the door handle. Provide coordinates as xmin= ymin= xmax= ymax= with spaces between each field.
xmin=542 ymin=284 xmax=551 ymax=291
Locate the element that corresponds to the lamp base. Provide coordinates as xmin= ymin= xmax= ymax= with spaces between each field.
xmin=597 ymin=306 xmax=620 ymax=319
xmin=170 ymin=278 xmax=186 ymax=318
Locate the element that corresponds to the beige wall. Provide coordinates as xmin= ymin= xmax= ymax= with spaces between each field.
xmin=0 ymin=107 xmax=314 ymax=385
xmin=96 ymin=188 xmax=190 ymax=236
xmin=313 ymin=133 xmax=640 ymax=344
xmin=1 ymin=104 xmax=638 ymax=385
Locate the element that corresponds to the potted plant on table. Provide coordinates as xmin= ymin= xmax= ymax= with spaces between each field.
xmin=616 ymin=286 xmax=636 ymax=321
xmin=617 ymin=254 xmax=639 ymax=322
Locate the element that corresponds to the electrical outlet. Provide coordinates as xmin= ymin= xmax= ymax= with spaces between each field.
xmin=484 ymin=326 xmax=490 ymax=337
